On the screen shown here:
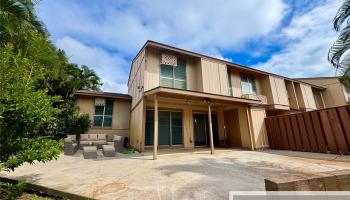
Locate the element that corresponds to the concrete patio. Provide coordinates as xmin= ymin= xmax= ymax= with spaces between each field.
xmin=2 ymin=149 xmax=350 ymax=200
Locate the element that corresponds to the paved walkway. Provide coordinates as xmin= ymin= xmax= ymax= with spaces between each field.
xmin=2 ymin=149 xmax=350 ymax=199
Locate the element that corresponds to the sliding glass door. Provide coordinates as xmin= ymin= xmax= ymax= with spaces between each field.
xmin=145 ymin=110 xmax=183 ymax=146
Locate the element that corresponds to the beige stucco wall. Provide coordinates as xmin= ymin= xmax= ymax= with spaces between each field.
xmin=75 ymin=96 xmax=131 ymax=137
xmin=299 ymin=78 xmax=348 ymax=108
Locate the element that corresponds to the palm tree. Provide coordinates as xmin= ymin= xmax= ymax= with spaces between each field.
xmin=328 ymin=0 xmax=350 ymax=87
xmin=58 ymin=64 xmax=101 ymax=99
xmin=78 ymin=65 xmax=101 ymax=91
xmin=0 ymin=0 xmax=46 ymax=44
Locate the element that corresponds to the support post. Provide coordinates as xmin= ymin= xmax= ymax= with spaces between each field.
xmin=153 ymin=95 xmax=158 ymax=160
xmin=246 ymin=106 xmax=255 ymax=151
xmin=208 ymin=103 xmax=215 ymax=154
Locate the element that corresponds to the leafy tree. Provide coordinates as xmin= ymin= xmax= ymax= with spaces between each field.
xmin=53 ymin=99 xmax=91 ymax=139
xmin=0 ymin=0 xmax=101 ymax=174
xmin=0 ymin=45 xmax=62 ymax=171
xmin=328 ymin=0 xmax=350 ymax=87
xmin=46 ymin=63 xmax=101 ymax=100
xmin=0 ymin=0 xmax=47 ymax=46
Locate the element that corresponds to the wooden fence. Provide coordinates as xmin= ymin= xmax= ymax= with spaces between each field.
xmin=265 ymin=105 xmax=350 ymax=155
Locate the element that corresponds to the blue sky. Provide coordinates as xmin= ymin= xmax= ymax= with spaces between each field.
xmin=36 ymin=0 xmax=341 ymax=93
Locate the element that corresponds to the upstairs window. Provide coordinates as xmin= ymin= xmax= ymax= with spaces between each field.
xmin=227 ymin=69 xmax=233 ymax=96
xmin=160 ymin=58 xmax=186 ymax=89
xmin=346 ymin=86 xmax=350 ymax=98
xmin=93 ymin=99 xmax=113 ymax=127
xmin=241 ymin=76 xmax=257 ymax=95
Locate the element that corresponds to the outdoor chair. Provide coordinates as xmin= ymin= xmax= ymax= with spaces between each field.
xmin=64 ymin=135 xmax=78 ymax=155
xmin=110 ymin=135 xmax=124 ymax=152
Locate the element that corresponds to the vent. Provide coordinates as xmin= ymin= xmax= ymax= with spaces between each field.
xmin=95 ymin=98 xmax=106 ymax=106
xmin=161 ymin=53 xmax=177 ymax=66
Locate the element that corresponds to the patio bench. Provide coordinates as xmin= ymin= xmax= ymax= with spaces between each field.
xmin=83 ymin=146 xmax=97 ymax=159
xmin=102 ymin=145 xmax=115 ymax=157
xmin=80 ymin=134 xmax=107 ymax=149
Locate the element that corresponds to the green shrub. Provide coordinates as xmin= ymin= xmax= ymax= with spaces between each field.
xmin=1 ymin=138 xmax=63 ymax=171
xmin=0 ymin=179 xmax=26 ymax=200
xmin=121 ymin=147 xmax=135 ymax=154
xmin=74 ymin=113 xmax=91 ymax=139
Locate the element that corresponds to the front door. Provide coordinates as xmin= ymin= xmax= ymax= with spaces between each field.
xmin=194 ymin=114 xmax=207 ymax=146
xmin=193 ymin=113 xmax=219 ymax=146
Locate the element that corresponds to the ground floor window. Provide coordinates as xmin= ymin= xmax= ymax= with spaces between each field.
xmin=145 ymin=110 xmax=183 ymax=146
xmin=93 ymin=99 xmax=113 ymax=127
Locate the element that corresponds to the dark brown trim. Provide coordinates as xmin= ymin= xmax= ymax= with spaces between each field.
xmin=74 ymin=90 xmax=131 ymax=100
xmin=296 ymin=76 xmax=341 ymax=80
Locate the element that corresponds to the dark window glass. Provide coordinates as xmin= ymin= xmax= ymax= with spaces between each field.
xmin=93 ymin=99 xmax=113 ymax=127
xmin=160 ymin=58 xmax=186 ymax=89
xmin=103 ymin=116 xmax=112 ymax=127
xmin=158 ymin=111 xmax=171 ymax=145
xmin=227 ymin=69 xmax=233 ymax=96
xmin=104 ymin=100 xmax=113 ymax=115
xmin=144 ymin=110 xmax=183 ymax=146
xmin=95 ymin=106 xmax=104 ymax=115
xmin=171 ymin=112 xmax=183 ymax=145
xmin=145 ymin=110 xmax=154 ymax=146
xmin=93 ymin=116 xmax=103 ymax=126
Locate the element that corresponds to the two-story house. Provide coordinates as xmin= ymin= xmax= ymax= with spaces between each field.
xmin=297 ymin=77 xmax=350 ymax=108
xmin=127 ymin=40 xmax=325 ymax=159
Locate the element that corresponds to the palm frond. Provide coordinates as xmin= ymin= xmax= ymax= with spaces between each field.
xmin=334 ymin=0 xmax=350 ymax=31
xmin=328 ymin=34 xmax=350 ymax=69
xmin=339 ymin=65 xmax=350 ymax=87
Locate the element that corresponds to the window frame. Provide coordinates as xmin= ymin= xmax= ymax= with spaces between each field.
xmin=345 ymin=86 xmax=350 ymax=98
xmin=93 ymin=99 xmax=114 ymax=128
xmin=227 ymin=69 xmax=233 ymax=96
xmin=240 ymin=75 xmax=257 ymax=95
xmin=144 ymin=110 xmax=184 ymax=146
xmin=160 ymin=58 xmax=187 ymax=90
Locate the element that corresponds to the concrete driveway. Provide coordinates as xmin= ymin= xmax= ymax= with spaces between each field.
xmin=2 ymin=149 xmax=350 ymax=199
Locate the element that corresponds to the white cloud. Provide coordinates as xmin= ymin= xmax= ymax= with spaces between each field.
xmin=36 ymin=0 xmax=289 ymax=93
xmin=254 ymin=0 xmax=341 ymax=78
xmin=102 ymin=81 xmax=128 ymax=94
xmin=210 ymin=54 xmax=233 ymax=62
xmin=37 ymin=0 xmax=288 ymax=55
xmin=55 ymin=37 xmax=129 ymax=93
